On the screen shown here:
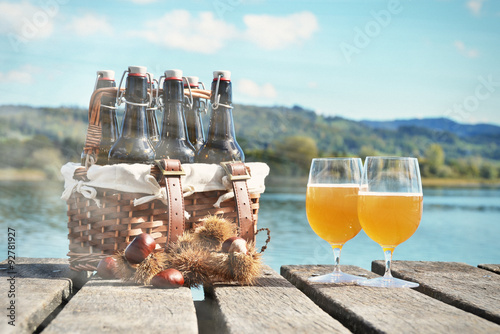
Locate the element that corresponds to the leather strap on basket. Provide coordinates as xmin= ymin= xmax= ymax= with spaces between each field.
xmin=156 ymin=159 xmax=186 ymax=244
xmin=221 ymin=162 xmax=254 ymax=242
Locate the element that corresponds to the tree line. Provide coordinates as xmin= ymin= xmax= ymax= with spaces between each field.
xmin=0 ymin=105 xmax=499 ymax=181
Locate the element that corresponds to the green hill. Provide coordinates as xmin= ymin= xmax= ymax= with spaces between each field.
xmin=0 ymin=104 xmax=499 ymax=181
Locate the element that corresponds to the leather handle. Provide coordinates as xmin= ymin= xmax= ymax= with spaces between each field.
xmin=156 ymin=159 xmax=186 ymax=244
xmin=223 ymin=162 xmax=255 ymax=242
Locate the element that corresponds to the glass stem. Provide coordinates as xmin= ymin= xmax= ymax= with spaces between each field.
xmin=383 ymin=248 xmax=394 ymax=278
xmin=332 ymin=246 xmax=342 ymax=273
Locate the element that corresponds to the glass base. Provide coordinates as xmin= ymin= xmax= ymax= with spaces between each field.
xmin=357 ymin=276 xmax=419 ymax=288
xmin=308 ymin=271 xmax=367 ymax=284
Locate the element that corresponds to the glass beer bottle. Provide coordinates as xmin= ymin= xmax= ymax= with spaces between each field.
xmin=97 ymin=70 xmax=119 ymax=165
xmin=81 ymin=70 xmax=119 ymax=166
xmin=184 ymin=76 xmax=205 ymax=152
xmin=197 ymin=70 xmax=244 ymax=163
xmin=146 ymin=73 xmax=160 ymax=145
xmin=155 ymin=69 xmax=195 ymax=163
xmin=108 ymin=66 xmax=156 ymax=165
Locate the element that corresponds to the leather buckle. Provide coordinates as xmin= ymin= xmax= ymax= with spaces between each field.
xmin=155 ymin=160 xmax=186 ymax=176
xmin=220 ymin=161 xmax=250 ymax=181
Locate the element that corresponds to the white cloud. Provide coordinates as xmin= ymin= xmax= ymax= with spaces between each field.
xmin=243 ymin=11 xmax=318 ymax=50
xmin=68 ymin=13 xmax=114 ymax=37
xmin=466 ymin=0 xmax=487 ymax=16
xmin=129 ymin=10 xmax=318 ymax=53
xmin=0 ymin=65 xmax=40 ymax=84
xmin=133 ymin=10 xmax=237 ymax=54
xmin=0 ymin=1 xmax=54 ymax=39
xmin=454 ymin=40 xmax=479 ymax=58
xmin=237 ymin=79 xmax=277 ymax=99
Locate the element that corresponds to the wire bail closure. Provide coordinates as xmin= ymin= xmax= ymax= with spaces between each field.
xmin=157 ymin=74 xmax=166 ymax=110
xmin=115 ymin=69 xmax=151 ymax=107
xmin=115 ymin=69 xmax=128 ymax=107
xmin=212 ymin=74 xmax=233 ymax=110
xmin=148 ymin=77 xmax=160 ymax=111
xmin=199 ymin=81 xmax=208 ymax=114
xmin=94 ymin=72 xmax=118 ymax=110
xmin=183 ymin=76 xmax=194 ymax=111
xmin=93 ymin=72 xmax=101 ymax=92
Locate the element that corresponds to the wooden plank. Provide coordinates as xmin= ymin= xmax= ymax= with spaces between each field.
xmin=205 ymin=265 xmax=350 ymax=334
xmin=43 ymin=278 xmax=198 ymax=333
xmin=0 ymin=257 xmax=90 ymax=334
xmin=479 ymin=264 xmax=500 ymax=275
xmin=372 ymin=260 xmax=500 ymax=325
xmin=282 ymin=264 xmax=500 ymax=334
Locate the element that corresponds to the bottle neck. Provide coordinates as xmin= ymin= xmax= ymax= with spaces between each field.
xmin=96 ymin=79 xmax=116 ymax=106
xmin=185 ymin=84 xmax=205 ymax=143
xmin=160 ymin=79 xmax=188 ymax=140
xmin=125 ymin=75 xmax=148 ymax=103
xmin=208 ymin=80 xmax=236 ymax=142
xmin=97 ymin=79 xmax=118 ymax=140
xmin=192 ymin=97 xmax=205 ymax=139
xmin=121 ymin=75 xmax=149 ymax=138
xmin=211 ymin=79 xmax=232 ymax=105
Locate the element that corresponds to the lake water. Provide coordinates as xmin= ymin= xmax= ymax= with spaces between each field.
xmin=1 ymin=181 xmax=499 ymax=274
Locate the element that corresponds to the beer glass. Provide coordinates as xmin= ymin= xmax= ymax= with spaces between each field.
xmin=357 ymin=157 xmax=423 ymax=288
xmin=305 ymin=158 xmax=366 ymax=283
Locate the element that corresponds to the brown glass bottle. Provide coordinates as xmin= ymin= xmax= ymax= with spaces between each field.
xmin=184 ymin=76 xmax=205 ymax=152
xmin=196 ymin=70 xmax=244 ymax=163
xmin=108 ymin=66 xmax=156 ymax=165
xmin=155 ymin=69 xmax=195 ymax=163
xmin=81 ymin=70 xmax=119 ymax=166
xmin=146 ymin=73 xmax=160 ymax=144
xmin=97 ymin=70 xmax=119 ymax=165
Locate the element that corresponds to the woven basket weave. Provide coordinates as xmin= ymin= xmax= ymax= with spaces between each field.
xmin=67 ymin=187 xmax=260 ymax=271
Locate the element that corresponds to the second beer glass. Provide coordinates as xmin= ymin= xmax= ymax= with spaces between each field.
xmin=305 ymin=158 xmax=366 ymax=283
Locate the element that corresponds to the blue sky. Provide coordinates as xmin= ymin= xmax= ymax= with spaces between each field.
xmin=0 ymin=0 xmax=499 ymax=124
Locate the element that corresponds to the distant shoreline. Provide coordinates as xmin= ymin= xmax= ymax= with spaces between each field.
xmin=0 ymin=169 xmax=47 ymax=181
xmin=264 ymin=175 xmax=500 ymax=189
xmin=421 ymin=178 xmax=500 ymax=187
xmin=1 ymin=168 xmax=499 ymax=188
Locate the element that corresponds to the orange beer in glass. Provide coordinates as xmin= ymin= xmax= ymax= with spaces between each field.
xmin=305 ymin=158 xmax=365 ymax=283
xmin=358 ymin=157 xmax=423 ymax=288
xmin=306 ymin=184 xmax=361 ymax=246
xmin=358 ymin=193 xmax=422 ymax=251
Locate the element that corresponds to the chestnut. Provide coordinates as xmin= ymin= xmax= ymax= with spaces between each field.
xmin=222 ymin=236 xmax=248 ymax=254
xmin=124 ymin=233 xmax=156 ymax=265
xmin=96 ymin=256 xmax=117 ymax=279
xmin=151 ymin=269 xmax=184 ymax=288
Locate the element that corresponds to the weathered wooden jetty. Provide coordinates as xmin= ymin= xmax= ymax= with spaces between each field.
xmin=1 ymin=258 xmax=499 ymax=333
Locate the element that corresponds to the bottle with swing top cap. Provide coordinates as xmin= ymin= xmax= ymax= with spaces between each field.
xmin=81 ymin=70 xmax=119 ymax=166
xmin=196 ymin=70 xmax=244 ymax=163
xmin=108 ymin=66 xmax=156 ymax=165
xmin=155 ymin=69 xmax=195 ymax=163
xmin=184 ymin=76 xmax=205 ymax=153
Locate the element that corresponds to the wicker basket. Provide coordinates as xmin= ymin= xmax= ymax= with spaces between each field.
xmin=66 ymin=185 xmax=260 ymax=271
xmin=66 ymin=86 xmax=264 ymax=271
